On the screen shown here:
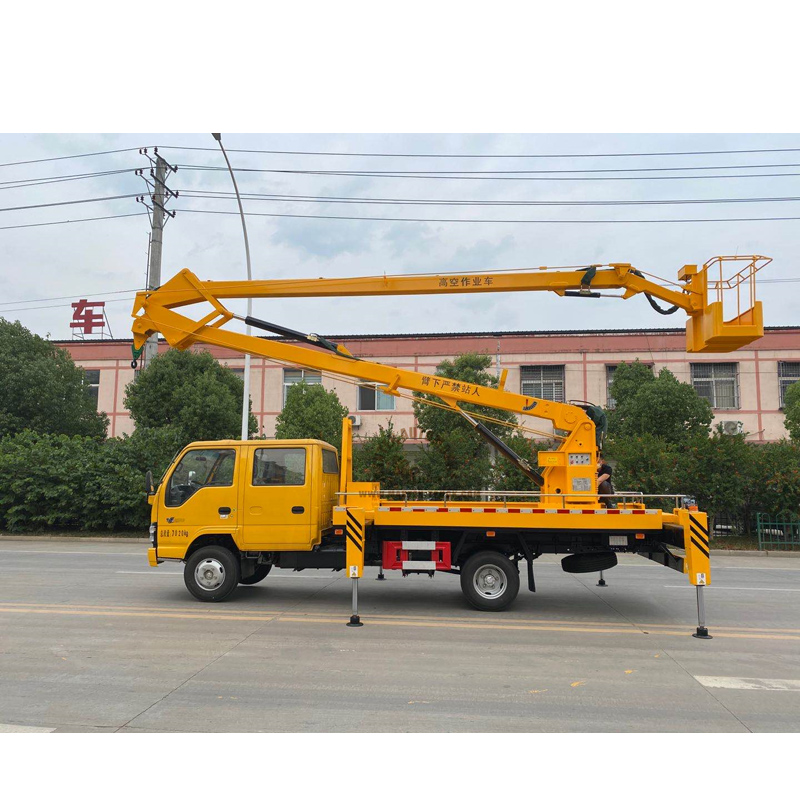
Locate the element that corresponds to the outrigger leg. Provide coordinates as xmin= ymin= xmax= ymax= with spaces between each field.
xmin=693 ymin=585 xmax=712 ymax=640
xmin=347 ymin=578 xmax=363 ymax=628
xmin=597 ymin=570 xmax=607 ymax=587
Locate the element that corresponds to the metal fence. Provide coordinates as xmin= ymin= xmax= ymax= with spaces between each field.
xmin=756 ymin=512 xmax=800 ymax=551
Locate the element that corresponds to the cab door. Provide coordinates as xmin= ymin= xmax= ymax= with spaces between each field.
xmin=242 ymin=446 xmax=314 ymax=550
xmin=158 ymin=446 xmax=240 ymax=557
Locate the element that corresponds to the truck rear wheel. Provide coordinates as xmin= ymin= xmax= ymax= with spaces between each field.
xmin=239 ymin=564 xmax=272 ymax=585
xmin=184 ymin=546 xmax=240 ymax=602
xmin=460 ymin=551 xmax=520 ymax=611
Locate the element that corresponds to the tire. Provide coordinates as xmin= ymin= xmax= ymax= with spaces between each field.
xmin=460 ymin=551 xmax=520 ymax=612
xmin=184 ymin=546 xmax=240 ymax=602
xmin=239 ymin=563 xmax=272 ymax=585
xmin=561 ymin=551 xmax=618 ymax=574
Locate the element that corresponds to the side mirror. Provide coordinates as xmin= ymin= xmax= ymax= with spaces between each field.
xmin=145 ymin=470 xmax=155 ymax=496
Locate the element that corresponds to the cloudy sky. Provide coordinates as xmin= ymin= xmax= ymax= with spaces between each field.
xmin=1 ymin=132 xmax=798 ymax=343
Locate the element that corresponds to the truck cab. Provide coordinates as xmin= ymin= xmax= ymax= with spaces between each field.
xmin=148 ymin=439 xmax=340 ymax=597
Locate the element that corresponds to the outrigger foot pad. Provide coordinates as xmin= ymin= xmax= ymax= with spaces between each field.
xmin=692 ymin=626 xmax=713 ymax=640
xmin=347 ymin=615 xmax=364 ymax=628
xmin=597 ymin=579 xmax=607 ymax=587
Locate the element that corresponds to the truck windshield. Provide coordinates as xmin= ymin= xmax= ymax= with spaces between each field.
xmin=166 ymin=448 xmax=236 ymax=507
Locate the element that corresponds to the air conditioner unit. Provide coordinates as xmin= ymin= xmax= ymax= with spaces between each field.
xmin=721 ymin=420 xmax=743 ymax=435
xmin=347 ymin=415 xmax=362 ymax=428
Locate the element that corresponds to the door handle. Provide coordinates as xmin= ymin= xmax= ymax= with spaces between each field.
xmin=218 ymin=507 xmax=232 ymax=515
xmin=292 ymin=506 xmax=305 ymax=515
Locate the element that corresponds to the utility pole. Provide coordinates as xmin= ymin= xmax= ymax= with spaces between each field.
xmin=135 ymin=148 xmax=177 ymax=369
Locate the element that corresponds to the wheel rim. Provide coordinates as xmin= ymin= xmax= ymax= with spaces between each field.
xmin=195 ymin=558 xmax=225 ymax=591
xmin=473 ymin=564 xmax=507 ymax=599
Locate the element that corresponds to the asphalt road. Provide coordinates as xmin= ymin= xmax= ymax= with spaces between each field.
xmin=1 ymin=540 xmax=799 ymax=733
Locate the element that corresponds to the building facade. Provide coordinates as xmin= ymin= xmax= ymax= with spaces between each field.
xmin=60 ymin=326 xmax=800 ymax=443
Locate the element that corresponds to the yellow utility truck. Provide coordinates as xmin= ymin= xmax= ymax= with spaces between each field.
xmin=133 ymin=255 xmax=769 ymax=637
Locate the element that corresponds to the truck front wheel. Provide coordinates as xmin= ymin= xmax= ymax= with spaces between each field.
xmin=184 ymin=546 xmax=240 ymax=602
xmin=460 ymin=551 xmax=520 ymax=611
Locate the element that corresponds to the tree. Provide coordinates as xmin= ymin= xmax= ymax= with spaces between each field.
xmin=123 ymin=349 xmax=257 ymax=444
xmin=0 ymin=319 xmax=107 ymax=439
xmin=608 ymin=364 xmax=713 ymax=445
xmin=677 ymin=427 xmax=754 ymax=523
xmin=748 ymin=440 xmax=800 ymax=518
xmin=353 ymin=422 xmax=417 ymax=489
xmin=784 ymin=381 xmax=800 ymax=442
xmin=275 ymin=382 xmax=348 ymax=452
xmin=605 ymin=432 xmax=682 ymax=505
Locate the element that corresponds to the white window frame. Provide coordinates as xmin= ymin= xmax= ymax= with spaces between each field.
xmin=283 ymin=368 xmax=322 ymax=407
xmin=690 ymin=362 xmax=740 ymax=410
xmin=357 ymin=383 xmax=396 ymax=412
xmin=779 ymin=362 xmax=800 ymax=408
xmin=520 ymin=365 xmax=565 ymax=402
xmin=82 ymin=368 xmax=101 ymax=410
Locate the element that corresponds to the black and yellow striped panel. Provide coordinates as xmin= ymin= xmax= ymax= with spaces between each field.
xmin=345 ymin=508 xmax=366 ymax=577
xmin=685 ymin=511 xmax=711 ymax=586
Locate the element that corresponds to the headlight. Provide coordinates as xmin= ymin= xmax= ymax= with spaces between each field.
xmin=149 ymin=523 xmax=157 ymax=544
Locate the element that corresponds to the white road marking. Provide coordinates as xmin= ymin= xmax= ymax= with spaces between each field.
xmin=116 ymin=571 xmax=337 ymax=579
xmin=0 ymin=723 xmax=56 ymax=733
xmin=664 ymin=585 xmax=800 ymax=592
xmin=0 ymin=550 xmax=143 ymax=555
xmin=695 ymin=676 xmax=800 ymax=692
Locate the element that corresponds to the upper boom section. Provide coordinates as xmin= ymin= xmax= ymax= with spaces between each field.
xmin=133 ymin=255 xmax=770 ymax=353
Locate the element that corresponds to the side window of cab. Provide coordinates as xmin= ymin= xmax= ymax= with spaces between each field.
xmin=252 ymin=448 xmax=306 ymax=486
xmin=166 ymin=448 xmax=236 ymax=507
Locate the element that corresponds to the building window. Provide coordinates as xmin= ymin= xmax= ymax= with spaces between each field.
xmin=283 ymin=368 xmax=321 ymax=406
xmin=606 ymin=363 xmax=653 ymax=409
xmin=226 ymin=366 xmax=245 ymax=379
xmin=82 ymin=369 xmax=100 ymax=409
xmin=690 ymin=362 xmax=739 ymax=409
xmin=779 ymin=362 xmax=800 ymax=407
xmin=358 ymin=383 xmax=396 ymax=411
xmin=521 ymin=365 xmax=565 ymax=402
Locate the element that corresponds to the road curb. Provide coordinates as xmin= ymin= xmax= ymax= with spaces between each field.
xmin=711 ymin=549 xmax=800 ymax=558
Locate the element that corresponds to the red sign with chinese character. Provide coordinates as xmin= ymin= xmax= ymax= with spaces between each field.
xmin=71 ymin=299 xmax=106 ymax=335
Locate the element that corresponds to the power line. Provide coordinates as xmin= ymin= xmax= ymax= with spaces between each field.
xmin=0 ymin=167 xmax=140 ymax=191
xmin=0 ymin=298 xmax=134 ymax=313
xmin=0 ymin=288 xmax=143 ymax=306
xmin=180 ymin=189 xmax=800 ymax=208
xmin=185 ymin=161 xmax=800 ymax=175
xmin=0 ymin=194 xmax=140 ymax=213
xmin=177 ymin=164 xmax=800 ymax=182
xmin=160 ymin=145 xmax=800 ymax=159
xmin=0 ymin=147 xmax=147 ymax=169
xmin=176 ymin=207 xmax=800 ymax=224
xmin=0 ymin=212 xmax=147 ymax=231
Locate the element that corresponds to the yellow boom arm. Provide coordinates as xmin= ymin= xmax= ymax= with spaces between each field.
xmin=136 ymin=255 xmax=769 ymax=353
xmin=131 ymin=254 xmax=768 ymax=501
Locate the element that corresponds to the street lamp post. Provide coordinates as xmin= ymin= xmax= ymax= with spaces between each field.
xmin=212 ymin=133 xmax=253 ymax=441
